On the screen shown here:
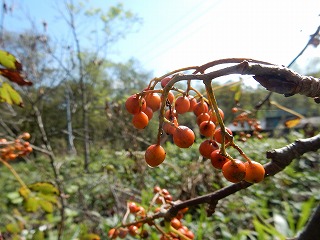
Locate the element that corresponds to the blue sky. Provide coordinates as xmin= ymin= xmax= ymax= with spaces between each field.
xmin=3 ymin=0 xmax=320 ymax=85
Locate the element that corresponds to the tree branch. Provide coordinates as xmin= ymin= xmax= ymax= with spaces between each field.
xmin=161 ymin=134 xmax=320 ymax=219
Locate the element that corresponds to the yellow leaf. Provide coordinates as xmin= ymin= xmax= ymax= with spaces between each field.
xmin=19 ymin=186 xmax=31 ymax=199
xmin=0 ymin=50 xmax=22 ymax=71
xmin=80 ymin=233 xmax=101 ymax=240
xmin=29 ymin=182 xmax=60 ymax=195
xmin=39 ymin=199 xmax=54 ymax=213
xmin=0 ymin=83 xmax=13 ymax=104
xmin=284 ymin=118 xmax=301 ymax=128
xmin=0 ymin=82 xmax=24 ymax=107
xmin=24 ymin=197 xmax=39 ymax=212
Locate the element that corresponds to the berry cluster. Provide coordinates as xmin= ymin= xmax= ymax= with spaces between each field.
xmin=125 ymin=75 xmax=266 ymax=185
xmin=108 ymin=186 xmax=194 ymax=239
xmin=231 ymin=107 xmax=263 ymax=141
xmin=0 ymin=133 xmax=32 ymax=161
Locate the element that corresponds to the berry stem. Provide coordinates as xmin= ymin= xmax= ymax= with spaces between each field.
xmin=270 ymin=101 xmax=305 ymax=119
xmin=170 ymin=225 xmax=192 ymax=240
xmin=204 ymin=80 xmax=233 ymax=155
xmin=230 ymin=142 xmax=252 ymax=163
xmin=0 ymin=158 xmax=28 ymax=189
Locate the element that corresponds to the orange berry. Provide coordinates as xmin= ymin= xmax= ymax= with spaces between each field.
xmin=196 ymin=113 xmax=211 ymax=126
xmin=162 ymin=91 xmax=175 ymax=104
xmin=175 ymin=96 xmax=190 ymax=114
xmin=165 ymin=109 xmax=178 ymax=120
xmin=125 ymin=94 xmax=146 ymax=114
xmin=231 ymin=107 xmax=238 ymax=113
xmin=128 ymin=225 xmax=139 ymax=236
xmin=128 ymin=202 xmax=140 ymax=213
xmin=145 ymin=144 xmax=166 ymax=167
xmin=143 ymin=106 xmax=153 ymax=120
xmin=108 ymin=228 xmax=119 ymax=239
xmin=244 ymin=161 xmax=265 ymax=183
xmin=153 ymin=186 xmax=161 ymax=193
xmin=132 ymin=112 xmax=149 ymax=129
xmin=163 ymin=116 xmax=178 ymax=135
xmin=209 ymin=108 xmax=225 ymax=123
xmin=118 ymin=228 xmax=128 ymax=238
xmin=171 ymin=218 xmax=182 ymax=229
xmin=21 ymin=132 xmax=31 ymax=140
xmin=161 ymin=77 xmax=171 ymax=88
xmin=210 ymin=149 xmax=228 ymax=169
xmin=199 ymin=120 xmax=216 ymax=137
xmin=145 ymin=93 xmax=161 ymax=111
xmin=193 ymin=101 xmax=208 ymax=116
xmin=188 ymin=96 xmax=197 ymax=112
xmin=173 ymin=126 xmax=195 ymax=148
xmin=199 ymin=139 xmax=219 ymax=159
xmin=222 ymin=159 xmax=246 ymax=183
xmin=214 ymin=127 xmax=233 ymax=144
xmin=7 ymin=153 xmax=18 ymax=160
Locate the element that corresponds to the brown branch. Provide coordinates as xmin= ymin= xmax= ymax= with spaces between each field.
xmin=167 ymin=61 xmax=320 ymax=98
xmin=162 ymin=134 xmax=320 ymax=220
xmin=254 ymin=25 xmax=320 ymax=109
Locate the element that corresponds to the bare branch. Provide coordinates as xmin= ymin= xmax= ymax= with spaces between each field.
xmin=162 ymin=134 xmax=320 ymax=220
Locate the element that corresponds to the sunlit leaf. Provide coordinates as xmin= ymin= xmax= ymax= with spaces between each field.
xmin=284 ymin=117 xmax=301 ymax=128
xmin=29 ymin=182 xmax=60 ymax=195
xmin=0 ymin=69 xmax=32 ymax=86
xmin=24 ymin=197 xmax=39 ymax=212
xmin=230 ymin=82 xmax=242 ymax=103
xmin=0 ymin=83 xmax=12 ymax=104
xmin=0 ymin=82 xmax=24 ymax=107
xmin=39 ymin=199 xmax=54 ymax=213
xmin=0 ymin=50 xmax=22 ymax=71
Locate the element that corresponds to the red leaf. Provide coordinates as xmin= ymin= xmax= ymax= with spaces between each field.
xmin=0 ymin=69 xmax=32 ymax=86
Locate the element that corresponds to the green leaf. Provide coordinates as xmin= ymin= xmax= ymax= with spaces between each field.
xmin=282 ymin=202 xmax=295 ymax=233
xmin=24 ymin=197 xmax=39 ymax=212
xmin=29 ymin=182 xmax=59 ymax=195
xmin=6 ymin=222 xmax=21 ymax=234
xmin=0 ymin=50 xmax=22 ymax=71
xmin=32 ymin=230 xmax=45 ymax=240
xmin=0 ymin=82 xmax=24 ymax=107
xmin=39 ymin=199 xmax=54 ymax=213
xmin=297 ymin=197 xmax=316 ymax=231
xmin=230 ymin=83 xmax=242 ymax=103
xmin=38 ymin=192 xmax=58 ymax=203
